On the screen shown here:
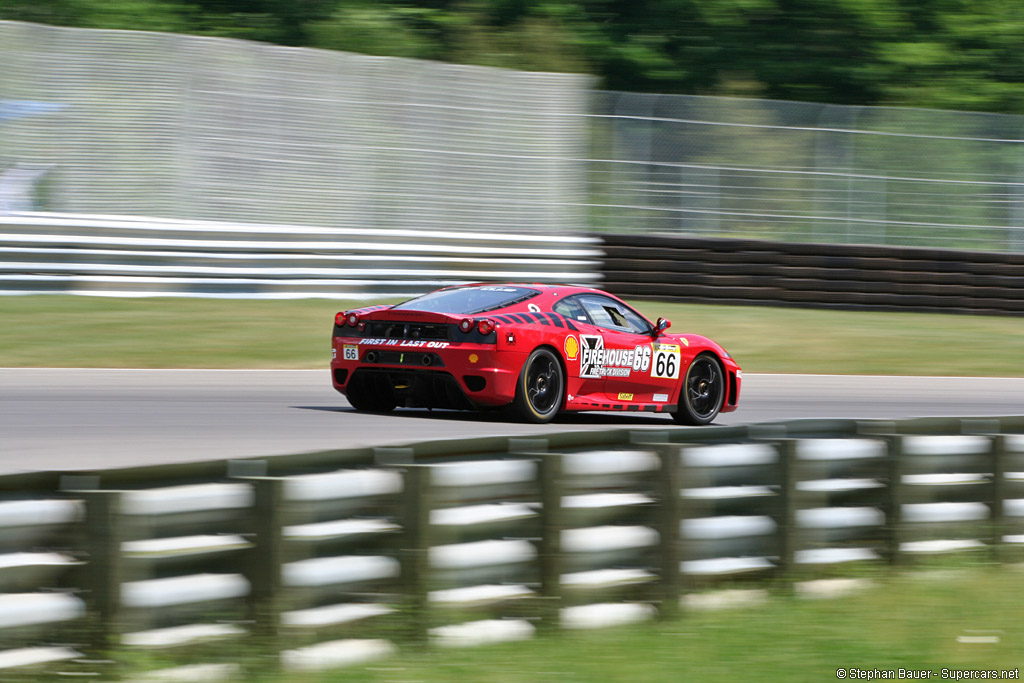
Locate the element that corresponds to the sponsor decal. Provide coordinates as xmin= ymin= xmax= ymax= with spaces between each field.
xmin=618 ymin=392 xmax=634 ymax=401
xmin=680 ymin=337 xmax=689 ymax=347
xmin=580 ymin=335 xmax=651 ymax=378
xmin=528 ymin=303 xmax=541 ymax=313
xmin=580 ymin=335 xmax=605 ymax=379
xmin=343 ymin=345 xmax=359 ymax=361
xmin=332 ymin=348 xmax=337 ymax=360
xmin=653 ymin=393 xmax=670 ymax=403
xmin=736 ymin=370 xmax=743 ymax=378
xmin=479 ymin=286 xmax=519 ymax=292
xmin=469 ymin=354 xmax=479 ymax=364
xmin=652 ymin=344 xmax=681 ymax=379
xmin=632 ymin=345 xmax=652 ymax=373
xmin=359 ymin=339 xmax=450 ymax=348
xmin=564 ymin=336 xmax=580 ymax=361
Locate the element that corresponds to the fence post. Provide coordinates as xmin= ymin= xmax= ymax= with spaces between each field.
xmin=885 ymin=436 xmax=905 ymax=565
xmin=991 ymin=435 xmax=1007 ymax=561
xmin=536 ymin=453 xmax=564 ymax=632
xmin=656 ymin=444 xmax=682 ymax=620
xmin=399 ymin=465 xmax=432 ymax=647
xmin=244 ymin=477 xmax=285 ymax=642
xmin=775 ymin=440 xmax=798 ymax=585
xmin=79 ymin=489 xmax=124 ymax=654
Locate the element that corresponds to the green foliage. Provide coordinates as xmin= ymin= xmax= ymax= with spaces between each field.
xmin=4 ymin=0 xmax=1024 ymax=112
xmin=307 ymin=3 xmax=446 ymax=59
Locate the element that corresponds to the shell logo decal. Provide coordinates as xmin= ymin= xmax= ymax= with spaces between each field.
xmin=564 ymin=335 xmax=580 ymax=361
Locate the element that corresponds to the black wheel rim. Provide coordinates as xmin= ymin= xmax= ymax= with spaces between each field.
xmin=686 ymin=357 xmax=722 ymax=419
xmin=526 ymin=355 xmax=560 ymax=414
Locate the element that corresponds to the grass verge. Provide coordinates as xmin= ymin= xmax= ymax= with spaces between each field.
xmin=1 ymin=295 xmax=1022 ymax=375
xmin=277 ymin=565 xmax=1024 ymax=683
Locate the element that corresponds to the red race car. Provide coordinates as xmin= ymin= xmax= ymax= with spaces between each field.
xmin=331 ymin=284 xmax=740 ymax=425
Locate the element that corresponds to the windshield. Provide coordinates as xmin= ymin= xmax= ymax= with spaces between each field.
xmin=392 ymin=286 xmax=541 ymax=315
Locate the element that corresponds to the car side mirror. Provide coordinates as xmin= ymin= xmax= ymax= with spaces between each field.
xmin=653 ymin=317 xmax=671 ymax=337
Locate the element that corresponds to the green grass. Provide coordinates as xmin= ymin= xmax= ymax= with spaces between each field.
xmin=1 ymin=295 xmax=1023 ymax=375
xmin=275 ymin=566 xmax=1024 ymax=683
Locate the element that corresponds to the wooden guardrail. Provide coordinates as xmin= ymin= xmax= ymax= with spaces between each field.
xmin=601 ymin=234 xmax=1024 ymax=316
xmin=0 ymin=416 xmax=1022 ymax=679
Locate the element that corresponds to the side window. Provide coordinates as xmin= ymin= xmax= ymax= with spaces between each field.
xmin=553 ymin=296 xmax=592 ymax=325
xmin=619 ymin=306 xmax=652 ymax=335
xmin=577 ymin=295 xmax=651 ymax=334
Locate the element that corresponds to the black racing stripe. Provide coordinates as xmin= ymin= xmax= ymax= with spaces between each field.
xmin=508 ymin=313 xmax=531 ymax=324
xmin=627 ymin=404 xmax=640 ymax=411
xmin=545 ymin=312 xmax=565 ymax=328
xmin=642 ymin=405 xmax=658 ymax=412
xmin=564 ymin=318 xmax=579 ymax=331
xmin=495 ymin=315 xmax=516 ymax=324
xmin=524 ymin=313 xmax=548 ymax=327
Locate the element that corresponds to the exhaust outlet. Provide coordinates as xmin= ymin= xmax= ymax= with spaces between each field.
xmin=365 ymin=351 xmax=377 ymax=363
xmin=421 ymin=354 xmax=433 ymax=366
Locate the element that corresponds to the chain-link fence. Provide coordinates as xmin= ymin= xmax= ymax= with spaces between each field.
xmin=589 ymin=92 xmax=1024 ymax=251
xmin=4 ymin=20 xmax=1024 ymax=251
xmin=0 ymin=21 xmax=593 ymax=235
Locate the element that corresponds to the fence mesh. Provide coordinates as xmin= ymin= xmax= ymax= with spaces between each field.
xmin=4 ymin=20 xmax=1024 ymax=251
xmin=0 ymin=21 xmax=593 ymax=235
xmin=589 ymin=92 xmax=1024 ymax=251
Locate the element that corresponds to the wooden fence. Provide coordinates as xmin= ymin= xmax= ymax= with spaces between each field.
xmin=0 ymin=416 xmax=1022 ymax=680
xmin=601 ymin=234 xmax=1024 ymax=316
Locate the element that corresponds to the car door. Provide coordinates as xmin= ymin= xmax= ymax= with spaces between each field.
xmin=572 ymin=294 xmax=669 ymax=402
xmin=551 ymin=295 xmax=607 ymax=401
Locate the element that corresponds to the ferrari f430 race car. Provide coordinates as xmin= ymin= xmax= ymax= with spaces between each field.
xmin=331 ymin=284 xmax=740 ymax=424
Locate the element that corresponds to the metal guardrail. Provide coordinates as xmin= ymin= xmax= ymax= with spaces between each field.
xmin=0 ymin=416 xmax=1022 ymax=679
xmin=0 ymin=213 xmax=604 ymax=298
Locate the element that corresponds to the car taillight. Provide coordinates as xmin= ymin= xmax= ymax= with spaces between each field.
xmin=477 ymin=318 xmax=495 ymax=335
xmin=346 ymin=313 xmax=359 ymax=327
xmin=335 ymin=312 xmax=346 ymax=326
xmin=459 ymin=318 xmax=474 ymax=333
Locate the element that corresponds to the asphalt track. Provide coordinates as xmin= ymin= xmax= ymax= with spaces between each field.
xmin=1 ymin=369 xmax=1023 ymax=475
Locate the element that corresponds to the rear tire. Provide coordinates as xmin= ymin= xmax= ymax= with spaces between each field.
xmin=512 ymin=348 xmax=564 ymax=424
xmin=345 ymin=373 xmax=397 ymax=413
xmin=672 ymin=353 xmax=724 ymax=425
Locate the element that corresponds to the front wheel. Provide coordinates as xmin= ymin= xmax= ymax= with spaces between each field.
xmin=672 ymin=353 xmax=724 ymax=426
xmin=512 ymin=348 xmax=564 ymax=424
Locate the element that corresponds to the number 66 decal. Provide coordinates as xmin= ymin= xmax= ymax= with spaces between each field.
xmin=652 ymin=344 xmax=681 ymax=379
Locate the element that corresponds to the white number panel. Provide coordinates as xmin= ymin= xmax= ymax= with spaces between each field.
xmin=652 ymin=344 xmax=680 ymax=379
